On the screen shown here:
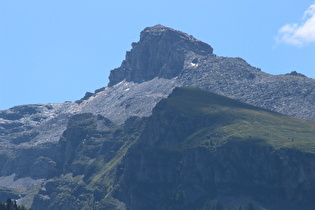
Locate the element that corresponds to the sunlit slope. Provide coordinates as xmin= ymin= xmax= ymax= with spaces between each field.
xmin=157 ymin=87 xmax=315 ymax=153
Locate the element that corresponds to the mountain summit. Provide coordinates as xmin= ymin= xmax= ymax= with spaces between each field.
xmin=108 ymin=24 xmax=213 ymax=86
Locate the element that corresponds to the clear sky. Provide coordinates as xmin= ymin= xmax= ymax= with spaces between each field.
xmin=1 ymin=0 xmax=315 ymax=110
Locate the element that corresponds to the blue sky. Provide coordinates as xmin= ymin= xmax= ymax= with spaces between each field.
xmin=1 ymin=0 xmax=315 ymax=110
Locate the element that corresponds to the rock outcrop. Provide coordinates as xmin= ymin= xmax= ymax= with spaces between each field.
xmin=108 ymin=25 xmax=213 ymax=86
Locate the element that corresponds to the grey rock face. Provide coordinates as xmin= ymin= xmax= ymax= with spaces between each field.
xmin=79 ymin=78 xmax=178 ymax=124
xmin=108 ymin=25 xmax=213 ymax=86
xmin=176 ymin=56 xmax=315 ymax=121
xmin=119 ymin=142 xmax=315 ymax=209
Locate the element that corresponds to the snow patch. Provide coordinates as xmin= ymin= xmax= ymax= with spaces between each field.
xmin=191 ymin=63 xmax=198 ymax=67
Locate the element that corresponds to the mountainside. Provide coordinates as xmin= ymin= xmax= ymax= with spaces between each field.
xmin=1 ymin=25 xmax=315 ymax=208
xmin=33 ymin=87 xmax=315 ymax=209
xmin=115 ymin=87 xmax=315 ymax=210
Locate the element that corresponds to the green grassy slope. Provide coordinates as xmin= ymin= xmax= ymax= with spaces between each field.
xmin=162 ymin=87 xmax=315 ymax=153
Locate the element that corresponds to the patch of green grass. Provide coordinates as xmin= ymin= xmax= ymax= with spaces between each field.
xmin=163 ymin=87 xmax=315 ymax=153
xmin=88 ymin=139 xmax=135 ymax=188
xmin=163 ymin=87 xmax=269 ymax=117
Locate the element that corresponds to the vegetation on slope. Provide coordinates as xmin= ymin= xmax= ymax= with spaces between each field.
xmin=32 ymin=113 xmax=147 ymax=209
xmin=161 ymin=87 xmax=315 ymax=153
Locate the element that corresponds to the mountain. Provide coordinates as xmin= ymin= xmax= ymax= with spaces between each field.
xmin=0 ymin=25 xmax=315 ymax=208
xmin=33 ymin=87 xmax=315 ymax=209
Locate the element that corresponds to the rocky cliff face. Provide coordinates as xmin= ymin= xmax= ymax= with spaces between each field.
xmin=1 ymin=25 xmax=315 ymax=208
xmin=118 ymin=142 xmax=315 ymax=210
xmin=108 ymin=25 xmax=213 ymax=86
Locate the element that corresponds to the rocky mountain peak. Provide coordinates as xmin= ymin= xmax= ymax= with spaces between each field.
xmin=108 ymin=25 xmax=213 ymax=86
xmin=140 ymin=24 xmax=202 ymax=43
